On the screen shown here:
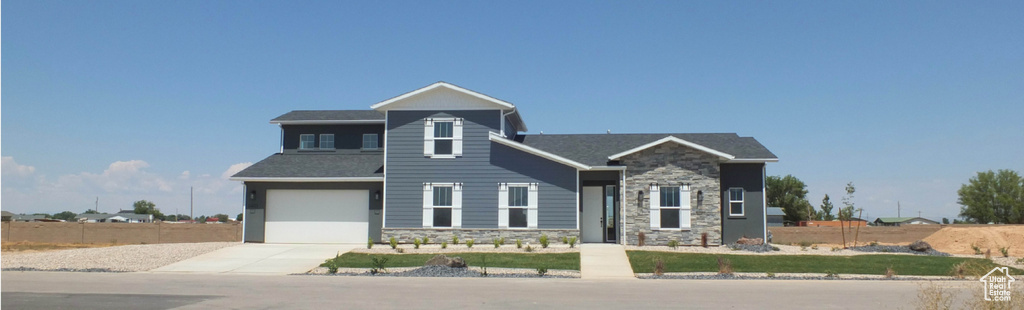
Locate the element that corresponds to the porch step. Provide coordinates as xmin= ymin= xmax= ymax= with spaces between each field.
xmin=580 ymin=244 xmax=636 ymax=280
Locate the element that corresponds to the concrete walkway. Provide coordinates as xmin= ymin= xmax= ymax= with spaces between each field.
xmin=580 ymin=243 xmax=636 ymax=280
xmin=150 ymin=243 xmax=359 ymax=275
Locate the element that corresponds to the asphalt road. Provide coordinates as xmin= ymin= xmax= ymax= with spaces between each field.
xmin=2 ymin=271 xmax=980 ymax=309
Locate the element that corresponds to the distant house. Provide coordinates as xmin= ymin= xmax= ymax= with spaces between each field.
xmin=1 ymin=211 xmax=14 ymax=222
xmin=74 ymin=211 xmax=154 ymax=223
xmin=75 ymin=213 xmax=113 ymax=223
xmin=874 ymin=217 xmax=939 ymax=226
xmin=799 ymin=218 xmax=868 ymax=227
xmin=12 ymin=214 xmax=47 ymax=222
xmin=766 ymin=207 xmax=784 ymax=227
xmin=205 ymin=218 xmax=221 ymax=224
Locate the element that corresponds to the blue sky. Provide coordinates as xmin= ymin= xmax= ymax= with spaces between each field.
xmin=3 ymin=1 xmax=1022 ymax=220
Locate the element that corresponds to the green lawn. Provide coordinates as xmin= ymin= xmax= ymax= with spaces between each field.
xmin=627 ymin=251 xmax=1024 ymax=276
xmin=323 ymin=252 xmax=580 ymax=270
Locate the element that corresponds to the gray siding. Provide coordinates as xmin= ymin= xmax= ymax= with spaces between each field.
xmin=242 ymin=181 xmax=384 ymax=243
xmin=503 ymin=116 xmax=518 ymax=138
xmin=282 ymin=124 xmax=384 ymax=151
xmin=720 ymin=163 xmax=766 ymax=243
xmin=385 ymin=110 xmax=577 ymax=229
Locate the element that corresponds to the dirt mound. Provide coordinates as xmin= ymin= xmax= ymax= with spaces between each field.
xmin=923 ymin=225 xmax=1024 ymax=257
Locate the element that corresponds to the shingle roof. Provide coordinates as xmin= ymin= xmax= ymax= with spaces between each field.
xmin=767 ymin=207 xmax=785 ymax=216
xmin=232 ymin=152 xmax=384 ymax=178
xmin=516 ymin=133 xmax=777 ymax=166
xmin=270 ymin=110 xmax=384 ymax=122
xmin=875 ymin=217 xmax=936 ymax=223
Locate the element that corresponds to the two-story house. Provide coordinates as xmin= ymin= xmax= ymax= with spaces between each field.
xmin=231 ymin=82 xmax=777 ymax=245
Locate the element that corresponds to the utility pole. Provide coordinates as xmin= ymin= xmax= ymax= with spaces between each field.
xmin=898 ymin=201 xmax=901 ymax=217
xmin=95 ymin=197 xmax=99 ymax=212
xmin=190 ymin=186 xmax=194 ymax=223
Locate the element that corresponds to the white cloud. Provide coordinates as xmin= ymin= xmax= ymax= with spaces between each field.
xmin=221 ymin=162 xmax=252 ymax=179
xmin=180 ymin=171 xmax=191 ymax=180
xmin=2 ymin=156 xmax=36 ymax=177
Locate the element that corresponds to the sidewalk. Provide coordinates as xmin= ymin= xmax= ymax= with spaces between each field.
xmin=580 ymin=243 xmax=636 ymax=280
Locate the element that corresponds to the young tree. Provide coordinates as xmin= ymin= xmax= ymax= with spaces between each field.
xmin=942 ymin=217 xmax=949 ymax=224
xmin=214 ymin=214 xmax=229 ymax=223
xmin=132 ymin=200 xmax=166 ymax=221
xmin=236 ymin=213 xmax=244 ymax=221
xmin=767 ymin=175 xmax=813 ymax=224
xmin=957 ymin=169 xmax=1024 ymax=224
xmin=52 ymin=211 xmax=78 ymax=221
xmin=838 ymin=182 xmax=856 ymax=248
xmin=819 ymin=195 xmax=835 ymax=221
xmin=83 ymin=209 xmax=101 ymax=214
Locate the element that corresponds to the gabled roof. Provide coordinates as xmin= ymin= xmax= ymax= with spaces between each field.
xmin=874 ymin=217 xmax=938 ymax=224
xmin=489 ymin=132 xmax=591 ymax=170
xmin=370 ymin=82 xmax=528 ymax=131
xmin=270 ymin=110 xmax=384 ymax=125
xmin=230 ymin=152 xmax=384 ymax=181
xmin=76 ymin=213 xmax=112 ymax=220
xmin=766 ymin=207 xmax=785 ymax=216
xmin=608 ymin=136 xmax=735 ymax=160
xmin=516 ymin=133 xmax=777 ymax=166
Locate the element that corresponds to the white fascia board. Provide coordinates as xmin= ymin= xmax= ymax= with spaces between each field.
xmin=607 ymin=136 xmax=735 ymax=160
xmin=269 ymin=120 xmax=385 ymax=125
xmin=726 ymin=158 xmax=779 ymax=163
xmin=488 ymin=132 xmax=591 ymax=170
xmin=589 ymin=166 xmax=627 ymax=171
xmin=229 ymin=177 xmax=384 ymax=182
xmin=369 ymin=82 xmax=515 ymax=111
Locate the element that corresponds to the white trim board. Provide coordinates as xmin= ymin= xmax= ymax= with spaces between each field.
xmin=230 ymin=177 xmax=384 ymax=182
xmin=488 ymin=132 xmax=591 ymax=170
xmin=608 ymin=136 xmax=735 ymax=160
xmin=371 ymin=82 xmax=514 ymax=111
xmin=269 ymin=120 xmax=385 ymax=125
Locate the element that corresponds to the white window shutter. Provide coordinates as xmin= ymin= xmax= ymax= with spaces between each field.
xmin=452 ymin=183 xmax=463 ymax=228
xmin=680 ymin=186 xmax=692 ymax=229
xmin=497 ymin=184 xmax=509 ymax=229
xmin=649 ymin=185 xmax=660 ymax=230
xmin=527 ymin=183 xmax=539 ymax=228
xmin=422 ymin=183 xmax=433 ymax=228
xmin=452 ymin=118 xmax=463 ymax=156
xmin=423 ymin=119 xmax=434 ymax=157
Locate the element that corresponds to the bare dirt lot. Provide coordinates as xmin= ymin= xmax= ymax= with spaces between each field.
xmin=924 ymin=225 xmax=1024 ymax=257
xmin=770 ymin=225 xmax=1024 ymax=257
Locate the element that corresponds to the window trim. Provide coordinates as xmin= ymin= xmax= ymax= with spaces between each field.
xmin=424 ymin=118 xmax=463 ymax=158
xmin=299 ymin=134 xmax=315 ymax=149
xmin=649 ymin=184 xmax=691 ymax=231
xmin=319 ymin=134 xmax=335 ymax=150
xmin=728 ymin=187 xmax=745 ymax=217
xmin=362 ymin=133 xmax=379 ymax=150
xmin=423 ymin=183 xmax=462 ymax=228
xmin=659 ymin=186 xmax=683 ymax=229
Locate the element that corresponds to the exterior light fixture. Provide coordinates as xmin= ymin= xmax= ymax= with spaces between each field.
xmin=697 ymin=190 xmax=704 ymax=205
xmin=249 ymin=191 xmax=256 ymax=200
xmin=375 ymin=190 xmax=382 ymax=201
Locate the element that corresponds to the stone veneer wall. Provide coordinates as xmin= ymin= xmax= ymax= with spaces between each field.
xmin=621 ymin=143 xmax=722 ymax=246
xmin=382 ymin=228 xmax=578 ymax=245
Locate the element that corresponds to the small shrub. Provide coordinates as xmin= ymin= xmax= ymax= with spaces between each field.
xmin=493 ymin=238 xmax=500 ymax=248
xmin=653 ymin=257 xmax=665 ymax=276
xmin=441 ymin=242 xmax=448 ymax=249
xmin=367 ymin=238 xmax=374 ymax=249
xmin=536 ymin=267 xmax=548 ymax=277
xmin=499 ymin=237 xmax=505 ymax=245
xmin=971 ymin=243 xmax=982 ymax=255
xmin=985 ymin=249 xmax=992 ymax=260
xmin=716 ymin=257 xmax=733 ymax=275
xmin=561 ymin=236 xmax=568 ymax=244
xmin=831 ymin=247 xmax=841 ymax=252
xmin=949 ymin=260 xmax=988 ymax=279
xmin=766 ymin=271 xmax=776 ymax=278
xmin=480 ymin=256 xmax=488 ymax=277
xmin=668 ymin=240 xmax=679 ymax=249
xmin=869 ymin=241 xmax=879 ymax=246
xmin=798 ymin=241 xmax=813 ymax=247
xmin=395 ymin=248 xmax=404 ymax=253
xmin=1000 ymin=247 xmax=1010 ymax=257
xmin=811 ymin=245 xmax=819 ymax=250
xmin=389 ymin=237 xmax=398 ymax=249
xmin=1017 ymin=257 xmax=1024 ymax=264
xmin=771 ymin=246 xmax=780 ymax=251
xmin=885 ymin=265 xmax=896 ymax=279
xmin=369 ymin=256 xmax=389 ymax=275
xmin=516 ymin=239 xmax=523 ymax=249
xmin=540 ymin=234 xmax=549 ymax=248
xmin=422 ymin=237 xmax=430 ymax=245
xmin=466 ymin=239 xmax=474 ymax=248
xmin=325 ymin=260 xmax=339 ymax=274
xmin=824 ymin=269 xmax=838 ymax=278
xmin=452 ymin=235 xmax=459 ymax=245
xmin=915 ymin=282 xmax=954 ymax=310
xmin=568 ymin=236 xmax=577 ymax=249
xmin=801 ymin=245 xmax=808 ymax=251
xmin=638 ymin=232 xmax=646 ymax=246
xmin=525 ymin=244 xmax=534 ymax=252
xmin=413 ymin=238 xmax=421 ymax=249
xmin=701 ymin=233 xmax=708 ymax=248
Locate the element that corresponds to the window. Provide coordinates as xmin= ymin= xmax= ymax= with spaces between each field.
xmin=649 ymin=184 xmax=691 ymax=230
xmin=498 ymin=183 xmax=538 ymax=229
xmin=423 ymin=118 xmax=463 ymax=157
xmin=660 ymin=186 xmax=682 ymax=229
xmin=299 ymin=134 xmax=315 ymax=149
xmin=423 ymin=183 xmax=462 ymax=228
xmin=319 ymin=134 xmax=335 ymax=149
xmin=729 ymin=188 xmax=744 ymax=216
xmin=362 ymin=134 xmax=378 ymax=149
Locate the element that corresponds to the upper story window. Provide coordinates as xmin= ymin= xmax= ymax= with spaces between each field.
xmin=728 ymin=188 xmax=745 ymax=216
xmin=362 ymin=134 xmax=379 ymax=150
xmin=320 ymin=134 xmax=335 ymax=149
xmin=299 ymin=134 xmax=315 ymax=149
xmin=423 ymin=118 xmax=463 ymax=158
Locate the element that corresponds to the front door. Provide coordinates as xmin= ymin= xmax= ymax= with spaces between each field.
xmin=581 ymin=186 xmax=604 ymax=243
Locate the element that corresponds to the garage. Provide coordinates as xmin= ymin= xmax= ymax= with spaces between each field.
xmin=265 ymin=189 xmax=369 ymax=243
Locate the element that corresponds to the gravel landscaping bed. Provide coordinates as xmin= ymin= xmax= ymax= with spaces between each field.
xmin=355 ymin=244 xmax=579 ymax=254
xmin=637 ymin=272 xmax=958 ymax=281
xmin=848 ymin=245 xmax=950 ymax=256
xmin=307 ymin=265 xmax=579 ymax=278
xmin=627 ymin=244 xmax=951 ymax=256
xmin=1 ymin=242 xmax=238 ymax=272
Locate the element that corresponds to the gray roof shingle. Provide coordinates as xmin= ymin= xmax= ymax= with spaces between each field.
xmin=516 ymin=133 xmax=777 ymax=166
xmin=232 ymin=152 xmax=384 ymax=178
xmin=271 ymin=110 xmax=384 ymax=122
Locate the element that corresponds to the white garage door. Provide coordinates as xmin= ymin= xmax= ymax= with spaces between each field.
xmin=265 ymin=189 xmax=368 ymax=243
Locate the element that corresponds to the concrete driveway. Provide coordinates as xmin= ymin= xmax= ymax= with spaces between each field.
xmin=150 ymin=243 xmax=359 ymax=275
